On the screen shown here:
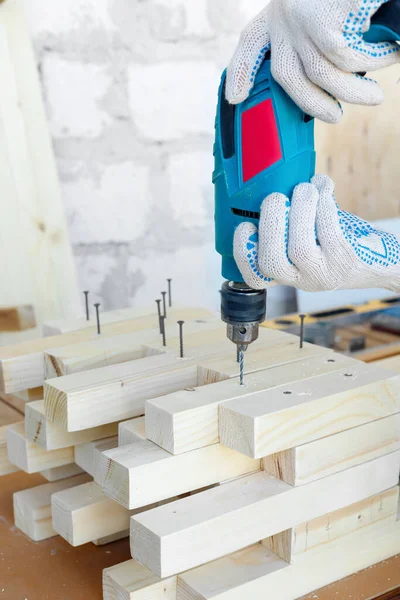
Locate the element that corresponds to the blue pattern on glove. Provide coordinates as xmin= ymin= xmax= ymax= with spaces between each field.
xmin=339 ymin=210 xmax=400 ymax=267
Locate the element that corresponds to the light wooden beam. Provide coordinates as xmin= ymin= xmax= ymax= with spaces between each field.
xmin=44 ymin=331 xmax=330 ymax=433
xmin=104 ymin=494 xmax=400 ymax=600
xmin=6 ymin=421 xmax=74 ymax=473
xmin=263 ymin=487 xmax=399 ymax=563
xmin=0 ymin=399 xmax=23 ymax=475
xmin=0 ymin=307 xmax=212 ymax=393
xmin=219 ymin=363 xmax=400 ymax=458
xmin=263 ymin=413 xmax=400 ymax=486
xmin=40 ymin=463 xmax=85 ymax=481
xmin=25 ymin=400 xmax=119 ymax=450
xmin=74 ymin=436 xmax=118 ymax=480
xmin=103 ymin=559 xmax=177 ymax=600
xmin=130 ymin=451 xmax=400 ymax=577
xmin=145 ymin=353 xmax=357 ymax=455
xmin=43 ymin=305 xmax=169 ymax=336
xmin=100 ymin=439 xmax=259 ymax=509
xmin=118 ymin=417 xmax=146 ymax=446
xmin=177 ymin=512 xmax=400 ymax=600
xmin=13 ymin=473 xmax=90 ymax=541
xmin=44 ymin=355 xmax=197 ymax=431
xmin=43 ymin=317 xmax=222 ymax=378
xmin=51 ymin=481 xmax=133 ymax=546
xmin=0 ymin=305 xmax=35 ymax=332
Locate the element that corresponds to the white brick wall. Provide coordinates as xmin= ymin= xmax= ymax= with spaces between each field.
xmin=23 ymin=0 xmax=291 ymax=316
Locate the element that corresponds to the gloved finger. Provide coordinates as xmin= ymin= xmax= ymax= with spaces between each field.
xmin=233 ymin=222 xmax=275 ymax=290
xmin=226 ymin=7 xmax=271 ymax=105
xmin=311 ymin=175 xmax=344 ymax=252
xmin=287 ymin=183 xmax=324 ymax=271
xmin=322 ymin=38 xmax=400 ymax=74
xmin=301 ymin=42 xmax=384 ymax=106
xmin=258 ymin=192 xmax=299 ymax=285
xmin=271 ymin=38 xmax=343 ymax=124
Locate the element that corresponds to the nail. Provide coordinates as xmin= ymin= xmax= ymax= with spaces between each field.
xmin=160 ymin=316 xmax=166 ymax=347
xmin=94 ymin=303 xmax=101 ymax=335
xmin=299 ymin=314 xmax=306 ymax=349
xmin=161 ymin=292 xmax=167 ymax=318
xmin=155 ymin=299 xmax=162 ymax=333
xmin=177 ymin=320 xmax=184 ymax=358
xmin=83 ymin=291 xmax=90 ymax=321
xmin=167 ymin=279 xmax=172 ymax=308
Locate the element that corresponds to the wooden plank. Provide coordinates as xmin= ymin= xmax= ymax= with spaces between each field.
xmin=13 ymin=473 xmax=90 ymax=541
xmin=376 ymin=355 xmax=400 ymax=373
xmin=44 ymin=332 xmax=331 ymax=433
xmin=219 ymin=364 xmax=400 ymax=458
xmin=42 ymin=305 xmax=166 ymax=336
xmin=92 ymin=530 xmax=129 ymax=546
xmin=40 ymin=463 xmax=85 ymax=481
xmin=0 ymin=307 xmax=212 ymax=393
xmin=118 ymin=417 xmax=146 ymax=446
xmin=263 ymin=487 xmax=399 ymax=563
xmin=51 ymin=481 xmax=133 ymax=547
xmin=44 ymin=334 xmax=162 ymax=379
xmin=51 ymin=480 xmax=188 ymax=548
xmin=100 ymin=439 xmax=260 ymax=509
xmin=177 ymin=513 xmax=400 ymax=600
xmin=130 ymin=451 xmax=400 ymax=577
xmin=146 ymin=353 xmax=358 ymax=455
xmin=6 ymin=421 xmax=74 ymax=473
xmin=74 ymin=436 xmax=118 ymax=480
xmin=0 ymin=305 xmax=35 ymax=332
xmin=0 ymin=0 xmax=80 ymax=324
xmin=43 ymin=316 xmax=223 ymax=378
xmin=104 ymin=497 xmax=400 ymax=600
xmin=0 ymin=386 xmax=44 ymax=415
xmin=103 ymin=559 xmax=177 ymax=600
xmin=0 ymin=399 xmax=23 ymax=475
xmin=25 ymin=399 xmax=119 ymax=450
xmin=263 ymin=413 xmax=400 ymax=486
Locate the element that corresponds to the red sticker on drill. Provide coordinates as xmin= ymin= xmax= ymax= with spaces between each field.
xmin=242 ymin=99 xmax=282 ymax=183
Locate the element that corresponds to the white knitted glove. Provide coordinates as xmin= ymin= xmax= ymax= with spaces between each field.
xmin=227 ymin=0 xmax=400 ymax=123
xmin=234 ymin=175 xmax=400 ymax=293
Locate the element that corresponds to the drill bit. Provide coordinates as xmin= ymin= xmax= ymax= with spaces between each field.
xmin=239 ymin=347 xmax=245 ymax=386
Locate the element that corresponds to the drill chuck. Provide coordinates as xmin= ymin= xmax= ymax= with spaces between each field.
xmin=220 ymin=281 xmax=266 ymax=348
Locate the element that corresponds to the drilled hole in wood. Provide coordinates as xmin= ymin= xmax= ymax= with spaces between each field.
xmin=283 ymin=391 xmax=292 ymax=395
xmin=344 ymin=373 xmax=353 ymax=377
xmin=327 ymin=359 xmax=336 ymax=363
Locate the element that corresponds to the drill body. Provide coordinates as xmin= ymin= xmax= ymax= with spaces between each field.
xmin=214 ymin=0 xmax=400 ymax=354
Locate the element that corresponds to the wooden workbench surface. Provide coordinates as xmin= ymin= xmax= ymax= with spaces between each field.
xmin=1 ymin=470 xmax=399 ymax=600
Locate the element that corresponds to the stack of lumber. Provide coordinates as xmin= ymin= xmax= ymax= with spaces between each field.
xmin=0 ymin=304 xmax=399 ymax=600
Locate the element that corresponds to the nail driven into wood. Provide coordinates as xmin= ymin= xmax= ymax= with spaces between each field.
xmin=83 ymin=291 xmax=90 ymax=321
xmin=161 ymin=292 xmax=167 ymax=318
xmin=155 ymin=300 xmax=162 ymax=333
xmin=177 ymin=321 xmax=184 ymax=358
xmin=160 ymin=316 xmax=166 ymax=347
xmin=299 ymin=314 xmax=306 ymax=349
xmin=167 ymin=279 xmax=172 ymax=307
xmin=94 ymin=303 xmax=101 ymax=335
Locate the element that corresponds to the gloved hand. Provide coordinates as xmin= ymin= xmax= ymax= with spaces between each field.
xmin=234 ymin=175 xmax=400 ymax=293
xmin=226 ymin=0 xmax=400 ymax=123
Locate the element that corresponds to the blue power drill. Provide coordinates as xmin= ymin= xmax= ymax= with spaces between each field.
xmin=214 ymin=1 xmax=400 ymax=360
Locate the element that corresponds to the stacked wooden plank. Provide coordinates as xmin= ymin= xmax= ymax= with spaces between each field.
xmin=0 ymin=305 xmax=399 ymax=600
